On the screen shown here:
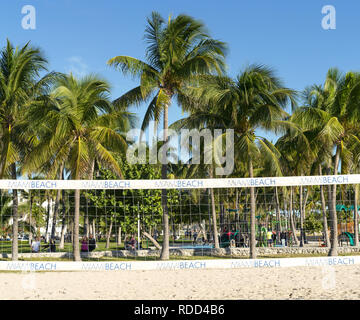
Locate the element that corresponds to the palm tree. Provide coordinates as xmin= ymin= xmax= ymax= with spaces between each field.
xmin=0 ymin=39 xmax=58 ymax=260
xmin=292 ymin=68 xmax=360 ymax=255
xmin=108 ymin=12 xmax=227 ymax=259
xmin=171 ymin=100 xmax=231 ymax=249
xmin=276 ymin=120 xmax=315 ymax=247
xmin=187 ymin=65 xmax=296 ymax=258
xmin=24 ymin=74 xmax=131 ymax=261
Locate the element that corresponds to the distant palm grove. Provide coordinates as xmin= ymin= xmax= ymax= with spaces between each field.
xmin=1 ymin=12 xmax=360 ymax=261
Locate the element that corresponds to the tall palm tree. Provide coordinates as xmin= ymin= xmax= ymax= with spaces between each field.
xmin=0 ymin=39 xmax=58 ymax=260
xmin=276 ymin=120 xmax=315 ymax=247
xmin=292 ymin=68 xmax=360 ymax=255
xmin=108 ymin=12 xmax=227 ymax=259
xmin=24 ymin=74 xmax=131 ymax=261
xmin=171 ymin=99 xmax=231 ymax=249
xmin=187 ymin=65 xmax=296 ymax=258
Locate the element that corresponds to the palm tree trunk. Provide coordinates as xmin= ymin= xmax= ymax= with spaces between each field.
xmin=244 ymin=189 xmax=249 ymax=233
xmin=289 ymin=187 xmax=299 ymax=245
xmin=11 ymin=163 xmax=18 ymax=261
xmin=51 ymin=164 xmax=64 ymax=240
xmin=299 ymin=186 xmax=304 ymax=247
xmin=92 ymin=219 xmax=96 ymax=238
xmin=354 ymin=184 xmax=359 ymax=246
xmin=59 ymin=185 xmax=66 ymax=249
xmin=320 ymin=185 xmax=330 ymax=247
xmin=106 ymin=219 xmax=113 ymax=249
xmin=329 ymin=146 xmax=340 ymax=256
xmin=248 ymin=158 xmax=256 ymax=259
xmin=84 ymin=215 xmax=89 ymax=237
xmin=143 ymin=231 xmax=161 ymax=249
xmin=51 ymin=190 xmax=61 ymax=240
xmin=28 ymin=189 xmax=33 ymax=245
xmin=209 ymin=167 xmax=220 ymax=249
xmin=319 ymin=164 xmax=330 ymax=247
xmin=235 ymin=189 xmax=240 ymax=230
xmin=73 ymin=187 xmax=81 ymax=261
xmin=117 ymin=226 xmax=122 ymax=246
xmin=84 ymin=160 xmax=94 ymax=237
xmin=275 ymin=186 xmax=281 ymax=242
xmin=59 ymin=224 xmax=67 ymax=250
xmin=160 ymin=103 xmax=170 ymax=260
xmin=171 ymin=217 xmax=176 ymax=244
xmin=45 ymin=194 xmax=51 ymax=243
xmin=302 ymin=187 xmax=309 ymax=243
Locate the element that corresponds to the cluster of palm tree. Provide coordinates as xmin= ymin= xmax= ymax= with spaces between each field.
xmin=1 ymin=11 xmax=360 ymax=261
xmin=0 ymin=40 xmax=133 ymax=261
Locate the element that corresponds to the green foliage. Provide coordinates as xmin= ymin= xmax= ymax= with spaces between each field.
xmin=87 ymin=157 xmax=164 ymax=235
xmin=24 ymin=74 xmax=131 ymax=179
xmin=108 ymin=11 xmax=227 ymax=133
xmin=304 ymin=212 xmax=323 ymax=234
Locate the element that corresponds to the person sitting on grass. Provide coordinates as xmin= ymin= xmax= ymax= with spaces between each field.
xmin=31 ymin=237 xmax=41 ymax=253
xmin=130 ymin=235 xmax=137 ymax=250
xmin=81 ymin=236 xmax=89 ymax=252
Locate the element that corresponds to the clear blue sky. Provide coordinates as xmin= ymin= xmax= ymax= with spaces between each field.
xmin=1 ymin=0 xmax=360 ymax=142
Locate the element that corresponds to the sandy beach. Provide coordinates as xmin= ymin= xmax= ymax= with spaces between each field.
xmin=1 ymin=264 xmax=360 ymax=300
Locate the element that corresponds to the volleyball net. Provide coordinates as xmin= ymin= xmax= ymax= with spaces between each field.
xmin=0 ymin=174 xmax=359 ymax=261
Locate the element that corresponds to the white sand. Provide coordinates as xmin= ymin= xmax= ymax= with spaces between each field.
xmin=1 ymin=265 xmax=360 ymax=300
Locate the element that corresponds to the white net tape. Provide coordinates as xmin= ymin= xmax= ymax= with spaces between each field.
xmin=0 ymin=174 xmax=353 ymax=190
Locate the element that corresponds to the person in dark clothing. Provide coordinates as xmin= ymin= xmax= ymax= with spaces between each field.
xmin=193 ymin=230 xmax=198 ymax=244
xmin=129 ymin=235 xmax=137 ymax=250
xmin=271 ymin=232 xmax=277 ymax=245
xmin=280 ymin=231 xmax=286 ymax=247
xmin=88 ymin=234 xmax=96 ymax=252
xmin=43 ymin=238 xmax=56 ymax=252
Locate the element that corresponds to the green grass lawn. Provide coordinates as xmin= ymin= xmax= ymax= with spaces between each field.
xmin=0 ymin=240 xmax=128 ymax=254
xmin=0 ymin=237 xmax=197 ymax=255
xmin=1 ymin=237 xmax=360 ymax=262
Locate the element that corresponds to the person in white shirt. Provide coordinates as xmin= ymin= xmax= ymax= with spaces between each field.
xmin=31 ymin=237 xmax=41 ymax=253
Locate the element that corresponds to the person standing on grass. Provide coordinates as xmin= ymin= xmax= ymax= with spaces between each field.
xmin=31 ymin=237 xmax=41 ymax=253
xmin=267 ymin=230 xmax=273 ymax=247
xmin=280 ymin=231 xmax=286 ymax=247
xmin=193 ymin=230 xmax=198 ymax=244
xmin=271 ymin=231 xmax=277 ymax=246
xmin=153 ymin=230 xmax=159 ymax=242
xmin=88 ymin=234 xmax=96 ymax=252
